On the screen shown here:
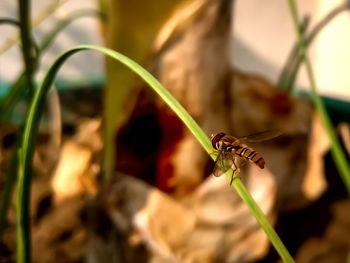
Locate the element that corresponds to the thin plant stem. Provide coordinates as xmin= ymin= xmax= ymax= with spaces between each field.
xmin=0 ymin=18 xmax=20 ymax=26
xmin=18 ymin=0 xmax=36 ymax=98
xmin=0 ymin=9 xmax=101 ymax=119
xmin=231 ymin=178 xmax=294 ymax=263
xmin=286 ymin=0 xmax=350 ymax=193
xmin=0 ymin=0 xmax=69 ymax=55
xmin=278 ymin=15 xmax=310 ymax=90
xmin=279 ymin=2 xmax=350 ymax=92
xmin=16 ymin=0 xmax=35 ymax=261
xmin=39 ymin=9 xmax=103 ymax=52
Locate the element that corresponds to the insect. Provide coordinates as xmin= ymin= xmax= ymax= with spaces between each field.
xmin=210 ymin=130 xmax=281 ymax=183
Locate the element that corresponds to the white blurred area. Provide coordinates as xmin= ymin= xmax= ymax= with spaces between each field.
xmin=0 ymin=0 xmax=104 ymax=87
xmin=233 ymin=0 xmax=350 ymax=100
xmin=1 ymin=0 xmax=350 ymax=101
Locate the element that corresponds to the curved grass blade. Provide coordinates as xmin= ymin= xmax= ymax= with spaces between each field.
xmin=18 ymin=45 xmax=294 ymax=263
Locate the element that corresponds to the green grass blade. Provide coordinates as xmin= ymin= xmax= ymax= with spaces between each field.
xmin=18 ymin=0 xmax=36 ymax=98
xmin=231 ymin=177 xmax=294 ymax=263
xmin=18 ymin=45 xmax=293 ymax=262
xmin=286 ymin=0 xmax=350 ymax=194
xmin=16 ymin=147 xmax=31 ymax=263
xmin=39 ymin=9 xmax=103 ymax=52
xmin=0 ymin=10 xmax=102 ymax=120
xmin=278 ymin=3 xmax=350 ymax=92
xmin=277 ymin=16 xmax=309 ymax=91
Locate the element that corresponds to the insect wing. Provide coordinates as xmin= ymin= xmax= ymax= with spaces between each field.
xmin=212 ymin=151 xmax=236 ymax=177
xmin=239 ymin=130 xmax=282 ymax=143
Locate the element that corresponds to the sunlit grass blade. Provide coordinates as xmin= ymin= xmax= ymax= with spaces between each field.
xmin=18 ymin=45 xmax=293 ymax=262
xmin=230 ymin=176 xmax=294 ymax=263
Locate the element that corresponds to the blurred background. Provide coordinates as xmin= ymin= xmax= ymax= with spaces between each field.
xmin=1 ymin=0 xmax=350 ymax=262
xmin=2 ymin=0 xmax=350 ymax=98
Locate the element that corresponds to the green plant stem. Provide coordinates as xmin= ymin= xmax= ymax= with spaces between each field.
xmin=279 ymin=2 xmax=350 ymax=92
xmin=278 ymin=15 xmax=310 ymax=90
xmin=1 ymin=11 xmax=104 ymax=246
xmin=286 ymin=0 xmax=350 ymax=193
xmin=18 ymin=45 xmax=293 ymax=263
xmin=39 ymin=9 xmax=103 ymax=52
xmin=1 ymin=9 xmax=101 ymax=120
xmin=16 ymin=0 xmax=35 ymax=261
xmin=17 ymin=147 xmax=31 ymax=263
xmin=0 ymin=18 xmax=20 ymax=26
xmin=0 ymin=0 xmax=69 ymax=55
xmin=230 ymin=177 xmax=294 ymax=263
xmin=18 ymin=0 xmax=36 ymax=98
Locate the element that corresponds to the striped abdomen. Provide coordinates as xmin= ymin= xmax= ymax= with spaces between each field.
xmin=231 ymin=145 xmax=265 ymax=169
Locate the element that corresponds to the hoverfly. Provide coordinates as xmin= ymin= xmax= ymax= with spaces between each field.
xmin=210 ymin=130 xmax=281 ymax=183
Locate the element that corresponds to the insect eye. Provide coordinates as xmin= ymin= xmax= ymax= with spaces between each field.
xmin=211 ymin=132 xmax=225 ymax=149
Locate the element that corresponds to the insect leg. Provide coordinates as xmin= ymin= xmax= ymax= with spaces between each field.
xmin=230 ymin=158 xmax=240 ymax=184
